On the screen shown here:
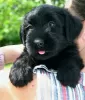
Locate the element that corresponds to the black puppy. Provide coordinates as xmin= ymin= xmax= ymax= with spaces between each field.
xmin=9 ymin=4 xmax=84 ymax=88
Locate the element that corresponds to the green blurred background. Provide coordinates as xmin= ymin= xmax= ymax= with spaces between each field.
xmin=0 ymin=0 xmax=65 ymax=68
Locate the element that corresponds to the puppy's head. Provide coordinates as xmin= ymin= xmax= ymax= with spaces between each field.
xmin=20 ymin=4 xmax=82 ymax=60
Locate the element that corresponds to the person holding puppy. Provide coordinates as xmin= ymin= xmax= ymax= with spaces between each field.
xmin=0 ymin=0 xmax=85 ymax=100
xmin=0 ymin=0 xmax=85 ymax=71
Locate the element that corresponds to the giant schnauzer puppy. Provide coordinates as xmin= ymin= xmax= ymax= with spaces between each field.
xmin=9 ymin=4 xmax=84 ymax=88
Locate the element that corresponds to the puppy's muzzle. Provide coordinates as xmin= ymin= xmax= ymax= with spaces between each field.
xmin=34 ymin=38 xmax=44 ymax=48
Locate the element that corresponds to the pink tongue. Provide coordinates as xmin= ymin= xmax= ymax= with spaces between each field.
xmin=38 ymin=51 xmax=45 ymax=55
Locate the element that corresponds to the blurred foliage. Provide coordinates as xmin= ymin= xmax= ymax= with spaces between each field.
xmin=0 ymin=0 xmax=65 ymax=46
xmin=5 ymin=63 xmax=12 ymax=69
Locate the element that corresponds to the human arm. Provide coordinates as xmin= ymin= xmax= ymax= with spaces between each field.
xmin=0 ymin=70 xmax=37 ymax=100
xmin=0 ymin=44 xmax=24 ymax=69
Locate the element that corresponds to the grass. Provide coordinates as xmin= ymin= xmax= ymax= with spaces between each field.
xmin=5 ymin=63 xmax=12 ymax=69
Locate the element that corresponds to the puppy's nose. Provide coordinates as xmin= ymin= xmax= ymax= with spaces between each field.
xmin=34 ymin=38 xmax=44 ymax=48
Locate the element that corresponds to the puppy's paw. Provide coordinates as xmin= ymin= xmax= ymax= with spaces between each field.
xmin=9 ymin=65 xmax=33 ymax=87
xmin=57 ymin=67 xmax=80 ymax=88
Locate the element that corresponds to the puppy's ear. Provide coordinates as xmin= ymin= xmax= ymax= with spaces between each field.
xmin=20 ymin=24 xmax=26 ymax=45
xmin=58 ymin=9 xmax=82 ymax=42
xmin=20 ymin=16 xmax=27 ymax=45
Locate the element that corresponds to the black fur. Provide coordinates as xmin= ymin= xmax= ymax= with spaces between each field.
xmin=9 ymin=4 xmax=84 ymax=88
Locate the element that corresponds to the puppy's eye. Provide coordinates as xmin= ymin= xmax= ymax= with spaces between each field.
xmin=48 ymin=21 xmax=55 ymax=27
xmin=25 ymin=24 xmax=33 ymax=30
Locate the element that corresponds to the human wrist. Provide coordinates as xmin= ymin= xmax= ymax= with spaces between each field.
xmin=0 ymin=51 xmax=5 ymax=69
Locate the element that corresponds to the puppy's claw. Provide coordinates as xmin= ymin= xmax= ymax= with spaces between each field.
xmin=9 ymin=65 xmax=33 ymax=87
xmin=57 ymin=68 xmax=80 ymax=88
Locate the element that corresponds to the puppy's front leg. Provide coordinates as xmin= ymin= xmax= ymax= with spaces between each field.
xmin=57 ymin=45 xmax=84 ymax=88
xmin=9 ymin=51 xmax=33 ymax=87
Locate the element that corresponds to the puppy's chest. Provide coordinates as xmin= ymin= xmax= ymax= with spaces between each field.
xmin=37 ymin=57 xmax=60 ymax=70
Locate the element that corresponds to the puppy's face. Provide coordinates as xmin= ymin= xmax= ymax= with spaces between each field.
xmin=20 ymin=5 xmax=82 ymax=60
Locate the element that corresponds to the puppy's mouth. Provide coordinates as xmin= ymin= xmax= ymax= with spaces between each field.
xmin=38 ymin=50 xmax=46 ymax=55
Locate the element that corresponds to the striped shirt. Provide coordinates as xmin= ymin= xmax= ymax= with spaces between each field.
xmin=0 ymin=51 xmax=4 ymax=69
xmin=34 ymin=65 xmax=85 ymax=100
